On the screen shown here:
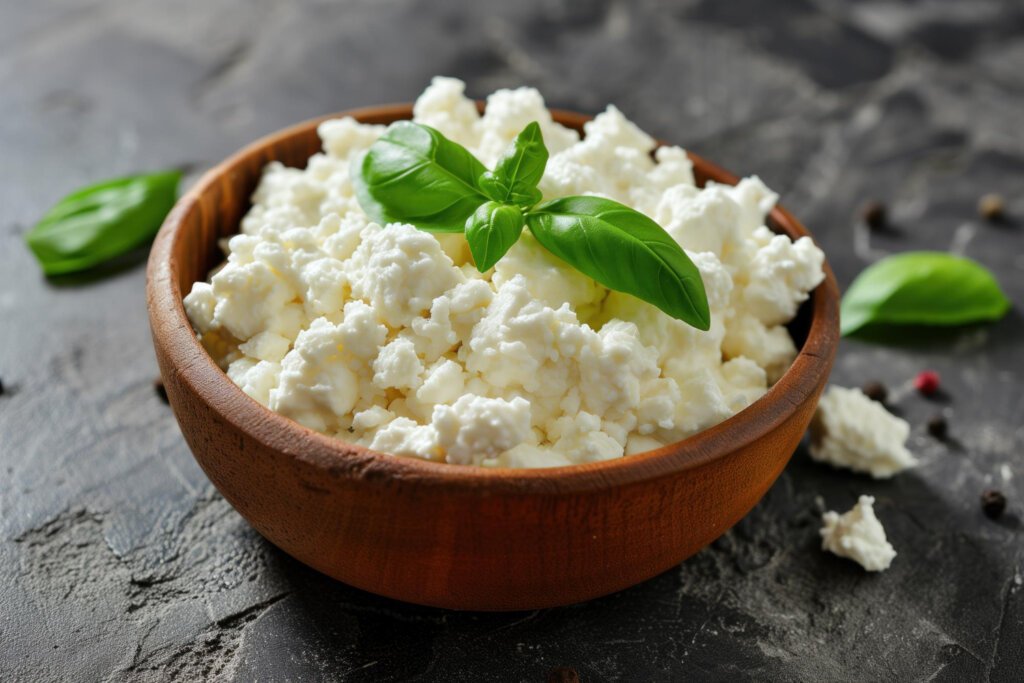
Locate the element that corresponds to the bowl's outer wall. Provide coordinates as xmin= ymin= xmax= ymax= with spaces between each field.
xmin=148 ymin=106 xmax=839 ymax=610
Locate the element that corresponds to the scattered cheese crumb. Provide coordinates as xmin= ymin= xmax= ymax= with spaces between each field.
xmin=810 ymin=385 xmax=917 ymax=478
xmin=820 ymin=495 xmax=896 ymax=572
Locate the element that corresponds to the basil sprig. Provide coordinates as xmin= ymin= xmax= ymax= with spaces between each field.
xmin=353 ymin=120 xmax=711 ymax=330
xmin=841 ymin=251 xmax=1011 ymax=335
xmin=466 ymin=202 xmax=525 ymax=272
xmin=526 ymin=196 xmax=709 ymax=327
xmin=354 ymin=121 xmax=488 ymax=233
xmin=26 ymin=170 xmax=181 ymax=275
xmin=479 ymin=121 xmax=547 ymax=208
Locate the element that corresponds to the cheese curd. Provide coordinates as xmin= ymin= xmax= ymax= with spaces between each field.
xmin=809 ymin=386 xmax=918 ymax=478
xmin=820 ymin=495 xmax=896 ymax=572
xmin=184 ymin=77 xmax=826 ymax=467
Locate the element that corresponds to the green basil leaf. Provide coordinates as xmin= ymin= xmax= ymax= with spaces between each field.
xmin=479 ymin=121 xmax=548 ymax=209
xmin=526 ymin=196 xmax=711 ymax=330
xmin=841 ymin=251 xmax=1011 ymax=335
xmin=25 ymin=170 xmax=181 ymax=275
xmin=465 ymin=202 xmax=525 ymax=272
xmin=353 ymin=121 xmax=489 ymax=233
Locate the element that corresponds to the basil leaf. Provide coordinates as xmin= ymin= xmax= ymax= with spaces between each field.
xmin=353 ymin=121 xmax=489 ymax=233
xmin=526 ymin=196 xmax=711 ymax=329
xmin=465 ymin=202 xmax=524 ymax=272
xmin=841 ymin=251 xmax=1011 ymax=335
xmin=25 ymin=170 xmax=181 ymax=275
xmin=479 ymin=121 xmax=547 ymax=209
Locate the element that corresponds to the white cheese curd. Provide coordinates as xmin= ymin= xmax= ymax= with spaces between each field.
xmin=434 ymin=395 xmax=533 ymax=465
xmin=183 ymin=76 xmax=827 ymax=467
xmin=809 ymin=386 xmax=918 ymax=479
xmin=820 ymin=495 xmax=896 ymax=572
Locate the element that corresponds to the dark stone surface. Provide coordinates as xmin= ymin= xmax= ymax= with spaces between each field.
xmin=1 ymin=1 xmax=1021 ymax=680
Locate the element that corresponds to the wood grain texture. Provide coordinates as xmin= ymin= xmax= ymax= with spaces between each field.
xmin=147 ymin=105 xmax=839 ymax=610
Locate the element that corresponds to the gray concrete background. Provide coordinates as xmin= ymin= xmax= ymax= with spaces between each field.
xmin=1 ymin=1 xmax=1022 ymax=680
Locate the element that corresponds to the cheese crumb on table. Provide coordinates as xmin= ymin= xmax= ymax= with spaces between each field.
xmin=820 ymin=495 xmax=896 ymax=572
xmin=809 ymin=385 xmax=917 ymax=478
xmin=183 ymin=76 xmax=827 ymax=467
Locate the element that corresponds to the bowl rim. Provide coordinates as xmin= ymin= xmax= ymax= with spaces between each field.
xmin=147 ymin=103 xmax=840 ymax=495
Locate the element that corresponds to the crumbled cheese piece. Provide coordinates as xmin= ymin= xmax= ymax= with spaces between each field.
xmin=547 ymin=411 xmax=624 ymax=463
xmin=206 ymin=242 xmax=304 ymax=341
xmin=727 ymin=177 xmax=779 ymax=238
xmin=411 ymin=76 xmax=483 ymax=149
xmin=741 ymin=227 xmax=826 ymax=326
xmin=477 ymin=86 xmax=579 ymax=166
xmin=183 ymin=282 xmax=216 ymax=334
xmin=625 ymin=434 xmax=664 ymax=456
xmin=820 ymin=496 xmax=896 ymax=571
xmin=416 ymin=359 xmax=466 ymax=406
xmin=226 ymin=358 xmax=280 ymax=406
xmin=492 ymin=234 xmax=605 ymax=317
xmin=238 ymin=331 xmax=290 ymax=363
xmin=346 ymin=223 xmax=463 ymax=328
xmin=372 ymin=337 xmax=424 ymax=391
xmin=810 ymin=386 xmax=918 ymax=478
xmin=463 ymin=274 xmax=587 ymax=394
xmin=269 ymin=318 xmax=363 ymax=434
xmin=492 ymin=443 xmax=573 ymax=469
xmin=653 ymin=184 xmax=741 ymax=260
xmin=351 ymin=405 xmax=393 ymax=433
xmin=368 ymin=418 xmax=440 ymax=460
xmin=183 ymin=77 xmax=827 ymax=467
xmin=721 ymin=315 xmax=798 ymax=384
xmin=433 ymin=395 xmax=532 ymax=465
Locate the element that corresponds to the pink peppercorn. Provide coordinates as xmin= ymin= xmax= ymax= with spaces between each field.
xmin=914 ymin=370 xmax=940 ymax=396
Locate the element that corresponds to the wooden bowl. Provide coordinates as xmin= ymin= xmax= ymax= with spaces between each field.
xmin=147 ymin=104 xmax=839 ymax=611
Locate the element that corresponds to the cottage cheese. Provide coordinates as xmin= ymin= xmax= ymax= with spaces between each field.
xmin=184 ymin=77 xmax=826 ymax=467
xmin=820 ymin=495 xmax=896 ymax=571
xmin=809 ymin=386 xmax=917 ymax=478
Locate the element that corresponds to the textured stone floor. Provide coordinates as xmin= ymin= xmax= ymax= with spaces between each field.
xmin=1 ymin=1 xmax=1022 ymax=680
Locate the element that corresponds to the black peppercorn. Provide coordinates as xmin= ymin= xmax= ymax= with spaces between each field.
xmin=547 ymin=668 xmax=581 ymax=683
xmin=980 ymin=490 xmax=1006 ymax=519
xmin=0 ymin=376 xmax=5 ymax=396
xmin=978 ymin=193 xmax=1005 ymax=222
xmin=926 ymin=414 xmax=948 ymax=439
xmin=861 ymin=380 xmax=888 ymax=403
xmin=861 ymin=201 xmax=886 ymax=230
